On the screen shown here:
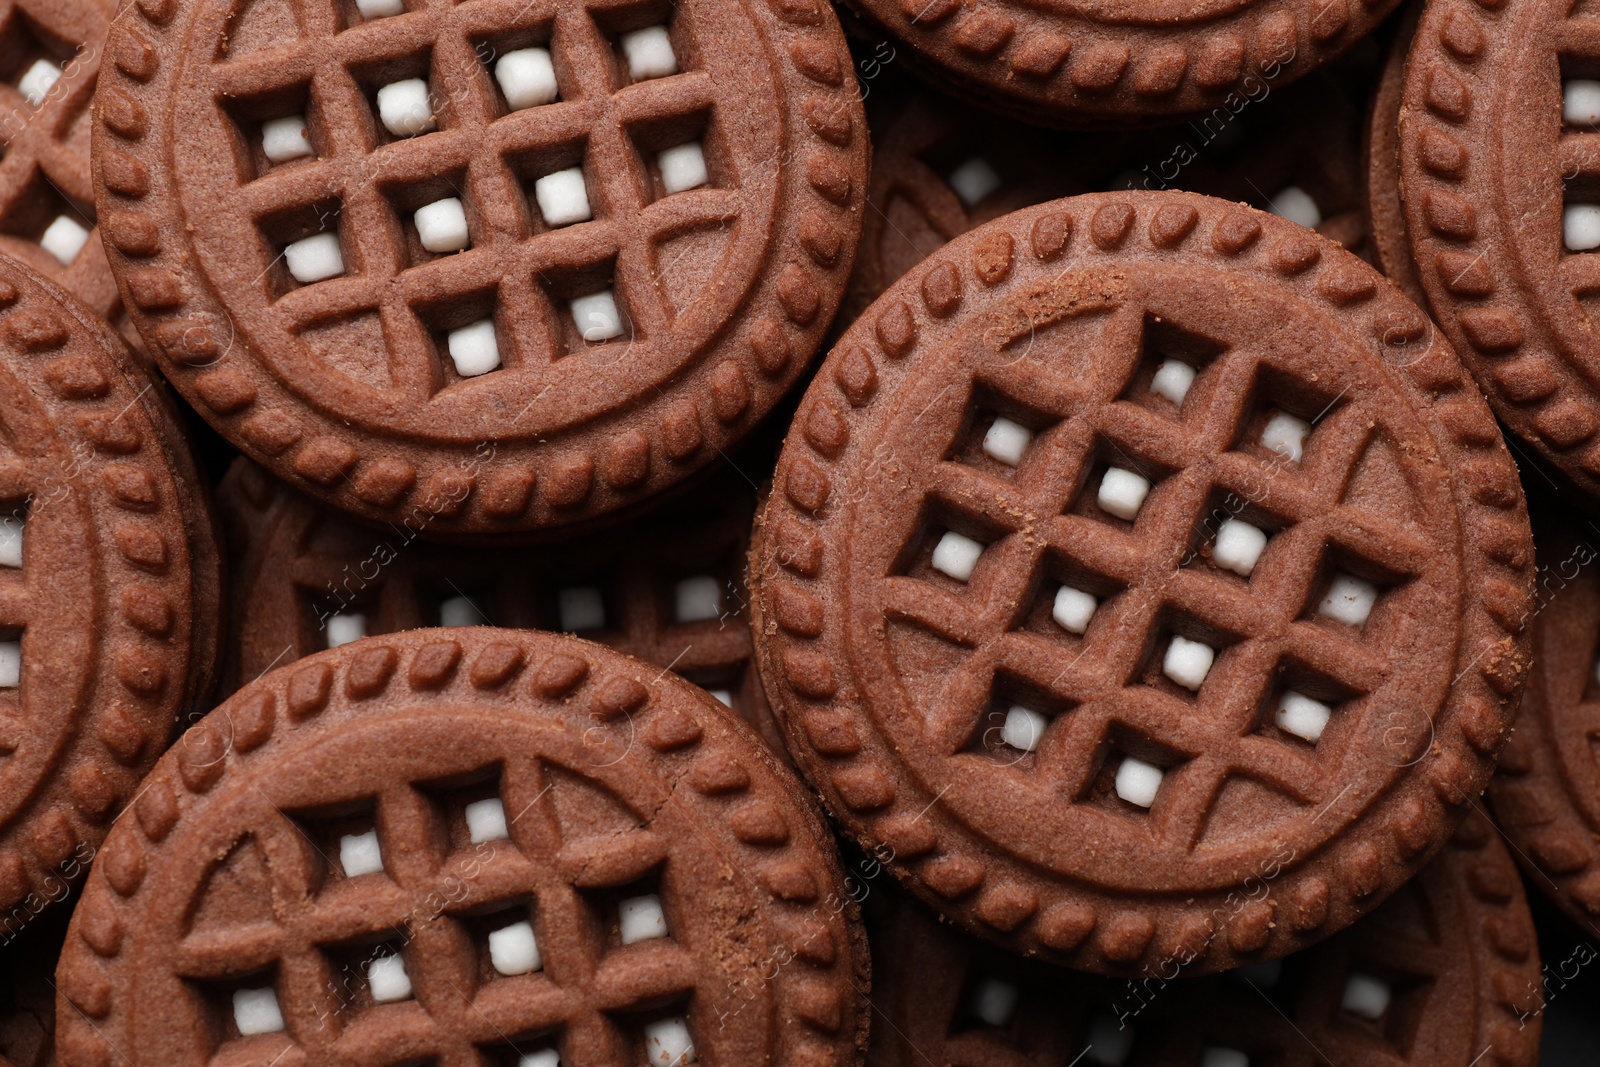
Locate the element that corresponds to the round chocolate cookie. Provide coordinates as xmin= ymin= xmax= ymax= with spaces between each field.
xmin=1488 ymin=515 xmax=1600 ymax=931
xmin=1397 ymin=0 xmax=1600 ymax=500
xmin=751 ymin=191 xmax=1536 ymax=974
xmin=92 ymin=0 xmax=868 ymax=537
xmin=53 ymin=628 xmax=869 ymax=1067
xmin=864 ymin=808 xmax=1542 ymax=1067
xmin=216 ymin=457 xmax=786 ymax=755
xmin=845 ymin=75 xmax=1371 ymax=323
xmin=0 ymin=255 xmax=220 ymax=921
xmin=835 ymin=0 xmax=1400 ymax=126
xmin=0 ymin=0 xmax=126 ymax=336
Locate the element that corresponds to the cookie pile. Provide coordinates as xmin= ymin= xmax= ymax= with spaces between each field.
xmin=0 ymin=0 xmax=1594 ymax=1064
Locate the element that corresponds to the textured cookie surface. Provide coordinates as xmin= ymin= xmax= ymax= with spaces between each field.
xmin=217 ymin=457 xmax=785 ymax=754
xmin=1488 ymin=515 xmax=1600 ymax=929
xmin=865 ymin=809 xmax=1542 ymax=1066
xmin=0 ymin=255 xmax=219 ymax=923
xmin=841 ymin=86 xmax=1082 ymax=325
xmin=0 ymin=0 xmax=126 ymax=332
xmin=55 ymin=628 xmax=868 ymax=1066
xmin=92 ymin=0 xmax=868 ymax=535
xmin=839 ymin=0 xmax=1401 ymax=125
xmin=1363 ymin=2 xmax=1422 ymax=308
xmin=752 ymin=190 xmax=1535 ymax=974
xmin=1398 ymin=0 xmax=1600 ymax=498
xmin=847 ymin=75 xmax=1371 ymax=323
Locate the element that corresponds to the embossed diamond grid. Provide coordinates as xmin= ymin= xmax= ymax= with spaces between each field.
xmin=0 ymin=1 xmax=108 ymax=287
xmin=208 ymin=0 xmax=736 ymax=398
xmin=885 ymin=306 xmax=1430 ymax=850
xmin=177 ymin=763 xmax=698 ymax=1066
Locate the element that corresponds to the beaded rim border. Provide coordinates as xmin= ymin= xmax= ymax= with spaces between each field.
xmin=1397 ymin=0 xmax=1600 ymax=497
xmin=0 ymin=257 xmax=204 ymax=920
xmin=838 ymin=0 xmax=1401 ymax=124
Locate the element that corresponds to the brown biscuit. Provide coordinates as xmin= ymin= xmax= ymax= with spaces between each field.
xmin=752 ymin=191 xmax=1535 ymax=974
xmin=1488 ymin=514 xmax=1600 ymax=929
xmin=835 ymin=0 xmax=1401 ymax=126
xmin=1363 ymin=3 xmax=1424 ymax=308
xmin=0 ymin=255 xmax=221 ymax=923
xmin=54 ymin=628 xmax=869 ymax=1067
xmin=0 ymin=0 xmax=127 ymax=339
xmin=846 ymin=74 xmax=1371 ymax=322
xmin=215 ymin=457 xmax=786 ymax=756
xmin=1397 ymin=0 xmax=1600 ymax=499
xmin=864 ymin=809 xmax=1542 ymax=1066
xmin=92 ymin=0 xmax=868 ymax=537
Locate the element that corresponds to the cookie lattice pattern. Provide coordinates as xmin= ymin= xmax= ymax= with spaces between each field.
xmin=208 ymin=0 xmax=740 ymax=395
xmin=0 ymin=1 xmax=115 ymax=310
xmin=179 ymin=761 xmax=700 ymax=1066
xmin=883 ymin=305 xmax=1437 ymax=852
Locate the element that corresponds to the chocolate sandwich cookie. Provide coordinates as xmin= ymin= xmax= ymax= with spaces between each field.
xmin=0 ymin=256 xmax=220 ymax=920
xmin=92 ymin=0 xmax=868 ymax=537
xmin=835 ymin=0 xmax=1400 ymax=127
xmin=1363 ymin=4 xmax=1424 ymax=308
xmin=845 ymin=76 xmax=1370 ymax=322
xmin=0 ymin=1 xmax=126 ymax=337
xmin=53 ymin=628 xmax=869 ymax=1067
xmin=752 ymin=191 xmax=1535 ymax=974
xmin=1397 ymin=0 xmax=1600 ymax=500
xmin=1487 ymin=516 xmax=1600 ymax=930
xmin=216 ymin=457 xmax=786 ymax=755
xmin=865 ymin=809 xmax=1542 ymax=1067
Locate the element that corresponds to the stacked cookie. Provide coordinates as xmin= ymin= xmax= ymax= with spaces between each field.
xmin=1 ymin=0 xmax=1597 ymax=1063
